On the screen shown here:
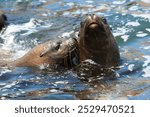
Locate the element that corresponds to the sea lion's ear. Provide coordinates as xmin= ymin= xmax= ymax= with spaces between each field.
xmin=40 ymin=47 xmax=54 ymax=57
xmin=40 ymin=50 xmax=47 ymax=57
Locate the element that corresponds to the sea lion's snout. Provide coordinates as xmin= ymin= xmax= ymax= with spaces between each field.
xmin=86 ymin=14 xmax=107 ymax=31
xmin=88 ymin=23 xmax=99 ymax=29
xmin=79 ymin=14 xmax=108 ymax=37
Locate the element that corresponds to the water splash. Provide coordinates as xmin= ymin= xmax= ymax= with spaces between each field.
xmin=0 ymin=18 xmax=52 ymax=59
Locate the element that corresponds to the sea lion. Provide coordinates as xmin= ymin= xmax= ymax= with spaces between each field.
xmin=78 ymin=14 xmax=120 ymax=67
xmin=0 ymin=11 xmax=7 ymax=31
xmin=8 ymin=14 xmax=120 ymax=68
xmin=9 ymin=39 xmax=80 ymax=68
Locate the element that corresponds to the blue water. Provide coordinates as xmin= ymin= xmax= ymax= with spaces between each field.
xmin=0 ymin=0 xmax=150 ymax=100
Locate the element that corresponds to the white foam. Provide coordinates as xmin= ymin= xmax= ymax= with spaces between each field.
xmin=129 ymin=6 xmax=139 ymax=11
xmin=0 ymin=97 xmax=6 ymax=100
xmin=60 ymin=31 xmax=74 ymax=38
xmin=55 ymin=81 xmax=68 ymax=84
xmin=126 ymin=21 xmax=140 ymax=26
xmin=38 ymin=63 xmax=50 ymax=70
xmin=16 ymin=0 xmax=29 ymax=2
xmin=93 ymin=6 xmax=109 ymax=12
xmin=141 ymin=0 xmax=150 ymax=3
xmin=143 ymin=46 xmax=150 ymax=50
xmin=121 ymin=35 xmax=129 ymax=42
xmin=2 ymin=81 xmax=18 ymax=89
xmin=50 ymin=89 xmax=58 ymax=93
xmin=113 ymin=0 xmax=126 ymax=4
xmin=143 ymin=66 xmax=150 ymax=77
xmin=128 ymin=64 xmax=135 ymax=71
xmin=1 ymin=18 xmax=52 ymax=47
xmin=113 ymin=27 xmax=129 ymax=37
xmin=86 ymin=0 xmax=94 ymax=4
xmin=146 ymin=28 xmax=150 ymax=32
xmin=143 ymin=55 xmax=150 ymax=67
xmin=0 ymin=18 xmax=52 ymax=59
xmin=41 ymin=13 xmax=48 ymax=16
xmin=84 ymin=59 xmax=97 ymax=65
xmin=39 ymin=0 xmax=47 ymax=3
xmin=0 ymin=69 xmax=12 ymax=77
xmin=63 ymin=11 xmax=71 ymax=16
xmin=136 ymin=31 xmax=148 ymax=37
xmin=133 ymin=14 xmax=150 ymax=22
xmin=66 ymin=2 xmax=75 ymax=6
xmin=0 ymin=83 xmax=6 ymax=86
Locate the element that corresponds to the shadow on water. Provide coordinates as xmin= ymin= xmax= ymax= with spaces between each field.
xmin=0 ymin=0 xmax=150 ymax=100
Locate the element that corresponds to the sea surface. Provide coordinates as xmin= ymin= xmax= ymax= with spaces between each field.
xmin=0 ymin=0 xmax=150 ymax=100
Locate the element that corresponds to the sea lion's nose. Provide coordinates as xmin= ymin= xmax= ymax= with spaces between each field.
xmin=88 ymin=14 xmax=96 ymax=20
xmin=86 ymin=14 xmax=99 ymax=29
xmin=87 ymin=14 xmax=98 ymax=23
xmin=87 ymin=14 xmax=96 ymax=20
xmin=92 ymin=14 xmax=97 ymax=20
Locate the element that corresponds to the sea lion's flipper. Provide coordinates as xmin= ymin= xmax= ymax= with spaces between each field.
xmin=40 ymin=40 xmax=62 ymax=57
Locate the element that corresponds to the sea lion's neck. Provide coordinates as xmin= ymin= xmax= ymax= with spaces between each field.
xmin=78 ymin=38 xmax=108 ymax=65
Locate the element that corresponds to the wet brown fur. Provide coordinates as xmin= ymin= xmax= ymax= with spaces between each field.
xmin=8 ymin=14 xmax=120 ymax=68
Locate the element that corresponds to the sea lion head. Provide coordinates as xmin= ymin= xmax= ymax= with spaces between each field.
xmin=79 ymin=14 xmax=112 ymax=49
xmin=0 ymin=11 xmax=7 ymax=31
xmin=78 ymin=14 xmax=120 ymax=67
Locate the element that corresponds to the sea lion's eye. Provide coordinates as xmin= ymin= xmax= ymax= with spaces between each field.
xmin=102 ymin=17 xmax=107 ymax=24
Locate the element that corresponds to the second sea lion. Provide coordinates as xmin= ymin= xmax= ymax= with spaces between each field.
xmin=0 ymin=11 xmax=7 ymax=31
xmin=8 ymin=14 xmax=120 ymax=69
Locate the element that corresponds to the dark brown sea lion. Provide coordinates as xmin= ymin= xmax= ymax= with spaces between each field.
xmin=8 ymin=14 xmax=120 ymax=68
xmin=0 ymin=11 xmax=7 ymax=31
xmin=78 ymin=14 xmax=120 ymax=67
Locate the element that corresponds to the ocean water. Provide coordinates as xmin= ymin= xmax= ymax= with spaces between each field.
xmin=0 ymin=0 xmax=150 ymax=100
